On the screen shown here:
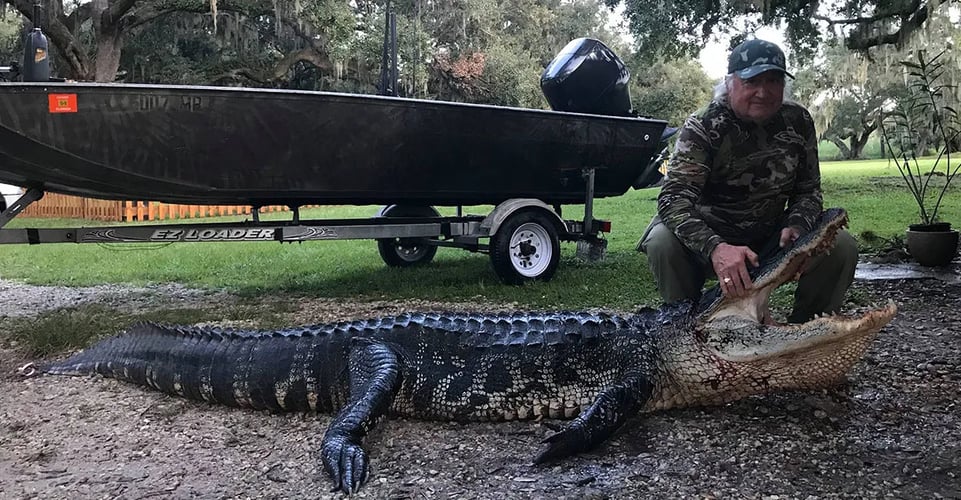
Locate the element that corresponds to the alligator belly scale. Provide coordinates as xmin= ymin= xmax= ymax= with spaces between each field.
xmin=22 ymin=208 xmax=897 ymax=494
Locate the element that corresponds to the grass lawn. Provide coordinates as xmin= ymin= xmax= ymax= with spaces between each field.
xmin=0 ymin=157 xmax=957 ymax=310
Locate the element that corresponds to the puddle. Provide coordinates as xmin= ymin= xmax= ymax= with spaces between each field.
xmin=855 ymin=261 xmax=961 ymax=284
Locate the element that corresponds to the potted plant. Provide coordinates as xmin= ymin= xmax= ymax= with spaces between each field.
xmin=878 ymin=49 xmax=960 ymax=267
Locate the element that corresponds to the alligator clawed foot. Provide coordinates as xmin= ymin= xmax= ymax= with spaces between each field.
xmin=533 ymin=422 xmax=588 ymax=464
xmin=321 ymin=437 xmax=370 ymax=495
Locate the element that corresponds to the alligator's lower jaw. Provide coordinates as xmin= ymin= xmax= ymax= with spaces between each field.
xmin=647 ymin=302 xmax=898 ymax=411
xmin=708 ymin=301 xmax=898 ymax=363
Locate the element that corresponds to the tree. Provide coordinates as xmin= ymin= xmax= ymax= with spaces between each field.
xmin=796 ymin=8 xmax=960 ymax=160
xmin=793 ymin=43 xmax=906 ymax=160
xmin=423 ymin=0 xmax=626 ymax=107
xmin=627 ymin=57 xmax=712 ymax=126
xmin=1 ymin=0 xmax=357 ymax=82
xmin=609 ymin=0 xmax=957 ymax=64
xmin=0 ymin=11 xmax=22 ymax=64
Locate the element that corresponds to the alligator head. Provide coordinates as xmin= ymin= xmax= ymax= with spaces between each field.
xmin=647 ymin=208 xmax=897 ymax=410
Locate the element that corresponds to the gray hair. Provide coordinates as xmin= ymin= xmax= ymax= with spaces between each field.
xmin=713 ymin=73 xmax=793 ymax=101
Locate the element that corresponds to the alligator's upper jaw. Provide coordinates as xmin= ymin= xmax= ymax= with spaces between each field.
xmin=700 ymin=208 xmax=850 ymax=325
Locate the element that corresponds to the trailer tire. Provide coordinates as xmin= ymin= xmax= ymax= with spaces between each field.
xmin=376 ymin=205 xmax=439 ymax=267
xmin=378 ymin=237 xmax=438 ymax=267
xmin=490 ymin=210 xmax=560 ymax=284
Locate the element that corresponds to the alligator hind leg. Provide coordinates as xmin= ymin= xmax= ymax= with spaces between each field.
xmin=320 ymin=338 xmax=401 ymax=494
xmin=534 ymin=372 xmax=652 ymax=463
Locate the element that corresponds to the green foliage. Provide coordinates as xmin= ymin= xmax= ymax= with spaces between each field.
xmin=878 ymin=49 xmax=961 ymax=225
xmin=473 ymin=43 xmax=546 ymax=107
xmin=0 ymin=13 xmax=21 ymax=64
xmin=611 ymin=0 xmax=945 ymax=63
xmin=628 ymin=57 xmax=712 ymax=125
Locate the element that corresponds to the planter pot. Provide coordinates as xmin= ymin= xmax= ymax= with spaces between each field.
xmin=909 ymin=222 xmax=953 ymax=232
xmin=906 ymin=224 xmax=959 ymax=267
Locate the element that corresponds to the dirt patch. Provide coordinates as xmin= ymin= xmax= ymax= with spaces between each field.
xmin=0 ymin=277 xmax=959 ymax=499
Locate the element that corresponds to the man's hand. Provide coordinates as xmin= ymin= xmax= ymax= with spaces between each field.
xmin=779 ymin=227 xmax=801 ymax=248
xmin=711 ymin=243 xmax=759 ymax=298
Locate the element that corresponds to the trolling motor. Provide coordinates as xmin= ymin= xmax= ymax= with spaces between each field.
xmin=21 ymin=0 xmax=50 ymax=82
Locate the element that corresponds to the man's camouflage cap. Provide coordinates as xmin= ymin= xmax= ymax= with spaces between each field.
xmin=727 ymin=39 xmax=794 ymax=79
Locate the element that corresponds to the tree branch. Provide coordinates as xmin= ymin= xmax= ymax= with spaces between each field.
xmin=812 ymin=0 xmax=921 ymax=25
xmin=208 ymin=67 xmax=268 ymax=85
xmin=270 ymin=47 xmax=333 ymax=80
xmin=103 ymin=0 xmax=141 ymax=30
xmin=65 ymin=2 xmax=93 ymax=31
xmin=843 ymin=4 xmax=929 ymax=50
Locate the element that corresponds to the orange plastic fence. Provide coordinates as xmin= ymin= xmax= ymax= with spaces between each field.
xmin=19 ymin=193 xmax=305 ymax=222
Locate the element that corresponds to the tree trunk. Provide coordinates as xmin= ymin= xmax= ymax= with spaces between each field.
xmin=89 ymin=0 xmax=123 ymax=82
xmin=849 ymin=125 xmax=876 ymax=160
xmin=828 ymin=136 xmax=852 ymax=160
xmin=94 ymin=31 xmax=123 ymax=82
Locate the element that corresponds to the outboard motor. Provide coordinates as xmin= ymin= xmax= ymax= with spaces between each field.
xmin=540 ymin=38 xmax=632 ymax=116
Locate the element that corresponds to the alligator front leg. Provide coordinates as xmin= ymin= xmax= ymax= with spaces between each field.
xmin=321 ymin=338 xmax=401 ymax=494
xmin=534 ymin=372 xmax=652 ymax=463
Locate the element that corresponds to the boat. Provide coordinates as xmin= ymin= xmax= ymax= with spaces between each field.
xmin=0 ymin=37 xmax=673 ymax=285
xmin=0 ymin=81 xmax=667 ymax=208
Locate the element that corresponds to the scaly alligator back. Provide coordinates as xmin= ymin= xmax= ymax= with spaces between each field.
xmin=38 ymin=310 xmax=671 ymax=422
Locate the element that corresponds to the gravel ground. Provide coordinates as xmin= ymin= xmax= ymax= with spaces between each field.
xmin=0 ymin=276 xmax=959 ymax=499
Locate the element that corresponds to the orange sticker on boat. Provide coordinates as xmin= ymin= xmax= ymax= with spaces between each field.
xmin=48 ymin=94 xmax=78 ymax=113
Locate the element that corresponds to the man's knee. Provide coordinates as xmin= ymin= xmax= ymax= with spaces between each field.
xmin=641 ymin=223 xmax=704 ymax=302
xmin=641 ymin=223 xmax=688 ymax=259
xmin=829 ymin=230 xmax=859 ymax=270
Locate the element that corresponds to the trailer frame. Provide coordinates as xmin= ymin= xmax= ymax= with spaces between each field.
xmin=0 ymin=168 xmax=612 ymax=285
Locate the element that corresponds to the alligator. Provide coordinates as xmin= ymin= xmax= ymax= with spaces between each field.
xmin=22 ymin=207 xmax=896 ymax=494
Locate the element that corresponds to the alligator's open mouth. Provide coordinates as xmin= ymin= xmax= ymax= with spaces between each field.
xmin=700 ymin=207 xmax=852 ymax=325
xmin=697 ymin=208 xmax=897 ymax=369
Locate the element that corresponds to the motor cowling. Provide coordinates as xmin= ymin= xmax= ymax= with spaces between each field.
xmin=540 ymin=38 xmax=632 ymax=117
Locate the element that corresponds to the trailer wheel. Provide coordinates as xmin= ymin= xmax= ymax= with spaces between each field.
xmin=378 ymin=237 xmax=438 ymax=267
xmin=490 ymin=210 xmax=560 ymax=284
xmin=376 ymin=205 xmax=439 ymax=267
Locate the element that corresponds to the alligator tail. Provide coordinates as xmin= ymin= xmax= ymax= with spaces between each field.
xmin=35 ymin=322 xmax=349 ymax=413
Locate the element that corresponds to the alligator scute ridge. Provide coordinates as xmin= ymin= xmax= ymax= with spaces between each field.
xmin=26 ymin=207 xmax=897 ymax=494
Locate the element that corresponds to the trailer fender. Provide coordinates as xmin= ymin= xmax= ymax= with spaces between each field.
xmin=480 ymin=199 xmax=564 ymax=237
xmin=375 ymin=204 xmax=441 ymax=218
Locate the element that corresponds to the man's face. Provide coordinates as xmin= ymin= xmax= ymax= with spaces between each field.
xmin=728 ymin=70 xmax=785 ymax=123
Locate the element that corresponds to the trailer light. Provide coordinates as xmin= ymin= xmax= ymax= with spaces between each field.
xmin=599 ymin=220 xmax=612 ymax=232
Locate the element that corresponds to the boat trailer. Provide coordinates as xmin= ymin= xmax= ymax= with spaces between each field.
xmin=0 ymin=172 xmax=620 ymax=285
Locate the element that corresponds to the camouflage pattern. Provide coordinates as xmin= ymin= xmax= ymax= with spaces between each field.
xmin=655 ymin=97 xmax=822 ymax=260
xmin=728 ymin=39 xmax=794 ymax=79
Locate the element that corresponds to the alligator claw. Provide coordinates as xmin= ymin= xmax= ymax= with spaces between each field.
xmin=533 ymin=423 xmax=588 ymax=464
xmin=321 ymin=437 xmax=370 ymax=494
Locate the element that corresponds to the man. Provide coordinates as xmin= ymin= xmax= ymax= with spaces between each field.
xmin=638 ymin=38 xmax=858 ymax=323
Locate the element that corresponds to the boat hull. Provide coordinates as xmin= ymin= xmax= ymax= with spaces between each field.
xmin=0 ymin=83 xmax=667 ymax=206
